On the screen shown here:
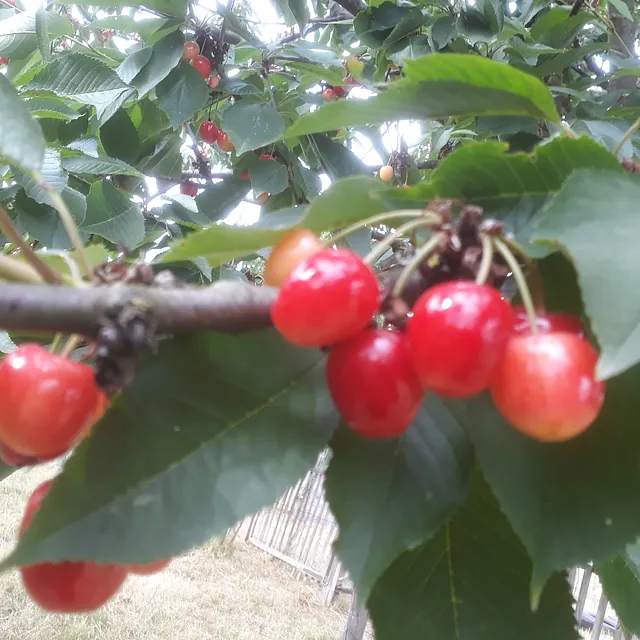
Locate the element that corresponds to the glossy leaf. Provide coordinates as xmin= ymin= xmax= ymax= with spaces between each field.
xmin=62 ymin=154 xmax=144 ymax=178
xmin=285 ymin=54 xmax=559 ymax=138
xmin=1 ymin=331 xmax=337 ymax=568
xmin=326 ymin=395 xmax=473 ymax=601
xmin=14 ymin=147 xmax=67 ymax=206
xmin=0 ymin=11 xmax=73 ymax=59
xmin=368 ymin=470 xmax=578 ymax=640
xmin=26 ymin=97 xmax=81 ymax=121
xmin=221 ymin=103 xmax=286 ymax=155
xmin=248 ymin=160 xmax=290 ymax=196
xmin=533 ymin=170 xmax=640 ymax=379
xmin=156 ymin=62 xmax=209 ymax=128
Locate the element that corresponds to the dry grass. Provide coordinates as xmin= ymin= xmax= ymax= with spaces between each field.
xmin=0 ymin=464 xmax=353 ymax=640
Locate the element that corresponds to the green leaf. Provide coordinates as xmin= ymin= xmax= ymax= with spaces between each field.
xmin=80 ymin=180 xmax=144 ymax=248
xmin=26 ymin=97 xmax=81 ymax=121
xmin=533 ymin=170 xmax=640 ymax=379
xmin=117 ymin=46 xmax=153 ymax=84
xmin=221 ymin=103 xmax=286 ymax=155
xmin=72 ymin=1 xmax=187 ymax=18
xmin=457 ymin=359 xmax=640 ymax=594
xmin=304 ymin=176 xmax=389 ymax=230
xmin=1 ymin=331 xmax=337 ymax=568
xmin=275 ymin=0 xmax=309 ymax=30
xmin=248 ymin=159 xmax=290 ymax=195
xmin=383 ymin=8 xmax=430 ymax=47
xmin=0 ymin=73 xmax=44 ymax=171
xmin=100 ymin=108 xmax=140 ymax=164
xmin=607 ymin=0 xmax=634 ymax=21
xmin=0 ymin=11 xmax=73 ymax=59
xmin=367 ymin=470 xmax=578 ymax=640
xmin=34 ymin=5 xmax=50 ymax=63
xmin=124 ymin=30 xmax=184 ymax=99
xmin=14 ymin=147 xmax=67 ymax=206
xmin=326 ymin=396 xmax=472 ymax=601
xmin=306 ymin=134 xmax=370 ymax=180
xmin=195 ymin=177 xmax=252 ymax=225
xmin=530 ymin=8 xmax=594 ymax=48
xmin=156 ymin=62 xmax=209 ymax=128
xmin=597 ymin=540 xmax=640 ymax=635
xmin=62 ymin=154 xmax=143 ymax=178
xmin=138 ymin=135 xmax=182 ymax=179
xmin=27 ymin=53 xmax=131 ymax=121
xmin=285 ymin=61 xmax=346 ymax=87
xmin=374 ymin=138 xmax=622 ymax=256
xmin=285 ymin=54 xmax=559 ymax=138
xmin=0 ymin=459 xmax=14 ymax=482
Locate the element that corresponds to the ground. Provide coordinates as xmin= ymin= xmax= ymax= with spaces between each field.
xmin=0 ymin=464 xmax=353 ymax=640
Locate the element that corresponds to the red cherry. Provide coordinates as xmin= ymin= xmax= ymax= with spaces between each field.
xmin=332 ymin=86 xmax=347 ymax=98
xmin=407 ymin=282 xmax=514 ymax=398
xmin=321 ymin=88 xmax=338 ymax=101
xmin=0 ymin=345 xmax=102 ymax=457
xmin=199 ymin=120 xmax=219 ymax=144
xmin=0 ymin=443 xmax=39 ymax=467
xmin=344 ymin=75 xmax=357 ymax=85
xmin=260 ymin=153 xmax=275 ymax=161
xmin=327 ymin=329 xmax=423 ymax=438
xmin=217 ymin=131 xmax=235 ymax=153
xmin=191 ymin=55 xmax=212 ymax=79
xmin=180 ymin=182 xmax=198 ymax=197
xmin=240 ymin=169 xmax=250 ymax=181
xmin=256 ymin=192 xmax=269 ymax=204
xmin=20 ymin=481 xmax=128 ymax=613
xmin=208 ymin=75 xmax=220 ymax=89
xmin=128 ymin=559 xmax=171 ymax=575
xmin=490 ymin=333 xmax=605 ymax=442
xmin=0 ymin=57 xmax=9 ymax=65
xmin=183 ymin=40 xmax=200 ymax=60
xmin=271 ymin=249 xmax=380 ymax=347
xmin=512 ymin=307 xmax=585 ymax=337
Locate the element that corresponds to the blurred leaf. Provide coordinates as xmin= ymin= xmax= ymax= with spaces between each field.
xmin=100 ymin=108 xmax=140 ymax=164
xmin=307 ymin=134 xmax=370 ymax=180
xmin=14 ymin=147 xmax=67 ymax=206
xmin=62 ymin=154 xmax=143 ymax=178
xmin=0 ymin=11 xmax=73 ymax=59
xmin=72 ymin=1 xmax=188 ymax=18
xmin=195 ymin=177 xmax=252 ymax=224
xmin=221 ymin=103 xmax=286 ymax=155
xmin=156 ymin=62 xmax=209 ymax=128
xmin=249 ymin=159 xmax=289 ymax=195
xmin=26 ymin=97 xmax=81 ymax=121
xmin=1 ymin=331 xmax=337 ymax=567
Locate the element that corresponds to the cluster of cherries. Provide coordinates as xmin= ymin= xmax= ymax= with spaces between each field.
xmin=320 ymin=56 xmax=364 ymax=101
xmin=183 ymin=39 xmax=221 ymax=90
xmin=0 ymin=346 xmax=173 ymax=612
xmin=265 ymin=229 xmax=605 ymax=443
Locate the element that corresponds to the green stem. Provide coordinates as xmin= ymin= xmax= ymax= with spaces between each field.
xmin=475 ymin=234 xmax=494 ymax=285
xmin=493 ymin=237 xmax=538 ymax=335
xmin=614 ymin=116 xmax=640 ymax=157
xmin=364 ymin=217 xmax=439 ymax=266
xmin=325 ymin=210 xmax=428 ymax=247
xmin=502 ymin=236 xmax=545 ymax=313
xmin=42 ymin=183 xmax=92 ymax=280
xmin=0 ymin=254 xmax=45 ymax=284
xmin=391 ymin=233 xmax=442 ymax=298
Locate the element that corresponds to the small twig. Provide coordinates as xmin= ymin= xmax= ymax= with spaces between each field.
xmin=614 ymin=116 xmax=640 ymax=157
xmin=0 ymin=255 xmax=45 ymax=284
xmin=0 ymin=206 xmax=62 ymax=284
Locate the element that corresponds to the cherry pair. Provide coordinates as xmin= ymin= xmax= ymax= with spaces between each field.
xmin=198 ymin=121 xmax=234 ymax=152
xmin=20 ymin=481 xmax=171 ymax=613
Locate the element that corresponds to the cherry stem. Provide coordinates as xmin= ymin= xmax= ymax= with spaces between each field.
xmin=502 ymin=236 xmax=545 ymax=313
xmin=326 ymin=210 xmax=436 ymax=248
xmin=0 ymin=254 xmax=46 ymax=284
xmin=614 ymin=116 xmax=640 ymax=157
xmin=391 ymin=232 xmax=442 ymax=298
xmin=0 ymin=206 xmax=62 ymax=285
xmin=493 ymin=237 xmax=538 ymax=336
xmin=41 ymin=180 xmax=92 ymax=280
xmin=363 ymin=216 xmax=441 ymax=266
xmin=475 ymin=234 xmax=494 ymax=286
xmin=60 ymin=334 xmax=82 ymax=358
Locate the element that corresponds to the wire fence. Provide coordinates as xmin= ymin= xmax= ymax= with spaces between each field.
xmin=237 ymin=453 xmax=636 ymax=640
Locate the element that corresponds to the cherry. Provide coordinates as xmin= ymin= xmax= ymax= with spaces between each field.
xmin=490 ymin=333 xmax=605 ymax=442
xmin=256 ymin=192 xmax=269 ymax=204
xmin=180 ymin=182 xmax=198 ymax=197
xmin=20 ymin=481 xmax=128 ymax=613
xmin=0 ymin=443 xmax=65 ymax=467
xmin=183 ymin=41 xmax=200 ymax=60
xmin=128 ymin=559 xmax=171 ymax=575
xmin=217 ymin=131 xmax=235 ymax=153
xmin=379 ymin=165 xmax=394 ymax=182
xmin=344 ymin=75 xmax=357 ymax=86
xmin=0 ymin=345 xmax=103 ymax=457
xmin=327 ymin=329 xmax=423 ymax=438
xmin=208 ymin=75 xmax=220 ymax=89
xmin=264 ymin=229 xmax=324 ymax=287
xmin=512 ymin=306 xmax=585 ymax=337
xmin=332 ymin=86 xmax=347 ymax=98
xmin=191 ymin=55 xmax=212 ymax=79
xmin=240 ymin=169 xmax=250 ymax=181
xmin=260 ymin=153 xmax=275 ymax=161
xmin=271 ymin=249 xmax=381 ymax=347
xmin=321 ymin=88 xmax=338 ymax=101
xmin=0 ymin=57 xmax=9 ymax=65
xmin=407 ymin=281 xmax=514 ymax=398
xmin=199 ymin=120 xmax=219 ymax=144
xmin=346 ymin=55 xmax=365 ymax=76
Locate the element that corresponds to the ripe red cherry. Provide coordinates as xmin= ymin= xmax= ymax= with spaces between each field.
xmin=264 ymin=229 xmax=324 ymax=287
xmin=191 ymin=55 xmax=212 ymax=79
xmin=327 ymin=329 xmax=423 ymax=438
xmin=183 ymin=40 xmax=200 ymax=60
xmin=260 ymin=153 xmax=275 ymax=161
xmin=322 ymin=88 xmax=338 ymax=101
xmin=0 ymin=57 xmax=9 ymax=65
xmin=272 ymin=249 xmax=381 ymax=347
xmin=208 ymin=75 xmax=220 ymax=89
xmin=20 ymin=481 xmax=128 ymax=613
xmin=490 ymin=333 xmax=605 ymax=442
xmin=512 ymin=307 xmax=585 ymax=337
xmin=407 ymin=281 xmax=514 ymax=398
xmin=217 ymin=131 xmax=235 ymax=153
xmin=128 ymin=559 xmax=171 ymax=575
xmin=199 ymin=120 xmax=219 ymax=144
xmin=0 ymin=344 xmax=102 ymax=457
xmin=0 ymin=443 xmax=39 ymax=467
xmin=180 ymin=182 xmax=198 ymax=197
